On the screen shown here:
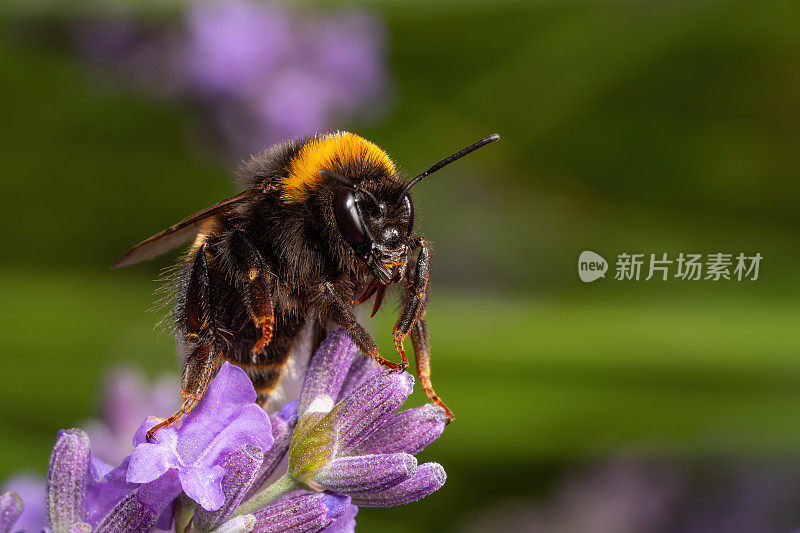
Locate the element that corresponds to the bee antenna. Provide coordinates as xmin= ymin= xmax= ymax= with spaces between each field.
xmin=318 ymin=169 xmax=380 ymax=206
xmin=399 ymin=133 xmax=500 ymax=199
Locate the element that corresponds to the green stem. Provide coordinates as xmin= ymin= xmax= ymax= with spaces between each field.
xmin=174 ymin=494 xmax=194 ymax=533
xmin=231 ymin=474 xmax=300 ymax=518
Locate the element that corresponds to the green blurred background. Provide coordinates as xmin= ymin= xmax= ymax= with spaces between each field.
xmin=2 ymin=0 xmax=800 ymax=530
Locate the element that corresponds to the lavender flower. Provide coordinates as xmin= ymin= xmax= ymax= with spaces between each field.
xmin=192 ymin=445 xmax=264 ymax=531
xmin=127 ymin=362 xmax=273 ymax=512
xmin=251 ymin=492 xmax=350 ymax=533
xmin=290 ymin=330 xmax=447 ymax=507
xmin=46 ymin=429 xmax=93 ymax=531
xmin=236 ymin=328 xmax=447 ymax=526
xmin=4 ymin=329 xmax=447 ymax=532
xmin=4 ymin=364 xmax=274 ymax=532
xmin=73 ymin=1 xmax=392 ymax=159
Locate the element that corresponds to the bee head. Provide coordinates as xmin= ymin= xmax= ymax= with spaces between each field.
xmin=318 ymin=133 xmax=499 ymax=285
xmin=320 ymin=169 xmax=413 ymax=284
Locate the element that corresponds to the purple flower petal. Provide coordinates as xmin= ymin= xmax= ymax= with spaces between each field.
xmin=252 ymin=492 xmax=350 ymax=533
xmin=0 ymin=491 xmax=24 ymax=533
xmin=84 ymin=457 xmax=137 ymax=527
xmin=179 ymin=465 xmax=226 ymax=512
xmin=194 ymin=445 xmax=264 ymax=530
xmin=350 ymin=463 xmax=446 ymax=508
xmin=250 ymin=402 xmax=298 ymax=499
xmin=197 ymin=405 xmax=273 ymax=468
xmin=46 ymin=429 xmax=92 ymax=531
xmin=93 ymin=469 xmax=181 ymax=533
xmin=127 ymin=426 xmax=180 ymax=484
xmin=356 ymin=404 xmax=446 ymax=456
xmin=335 ymin=372 xmax=413 ymax=454
xmin=135 ymin=469 xmax=182 ymax=525
xmin=255 ymin=69 xmax=335 ymax=142
xmin=314 ymin=454 xmax=416 ymax=495
xmin=299 ymin=328 xmax=359 ymax=416
xmin=321 ymin=504 xmax=357 ymax=533
xmin=93 ymin=492 xmax=158 ymax=533
xmin=171 ymin=363 xmax=271 ymax=461
xmin=337 ymin=354 xmax=381 ymax=402
xmin=126 ymin=363 xmax=273 ymax=512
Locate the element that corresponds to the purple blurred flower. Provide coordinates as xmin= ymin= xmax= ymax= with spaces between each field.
xmin=128 ymin=362 xmax=273 ymax=512
xmin=73 ymin=1 xmax=393 ymax=159
xmin=186 ymin=0 xmax=291 ymax=97
xmin=1 ymin=474 xmax=45 ymax=533
xmin=0 ymin=491 xmax=25 ymax=533
xmin=84 ymin=367 xmax=177 ymax=465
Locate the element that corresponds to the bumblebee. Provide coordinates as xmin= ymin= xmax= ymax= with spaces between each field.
xmin=115 ymin=131 xmax=499 ymax=441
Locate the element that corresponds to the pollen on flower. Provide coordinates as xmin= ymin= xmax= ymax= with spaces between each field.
xmin=306 ymin=395 xmax=335 ymax=414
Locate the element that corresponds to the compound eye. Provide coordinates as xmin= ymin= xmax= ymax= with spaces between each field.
xmin=334 ymin=188 xmax=368 ymax=246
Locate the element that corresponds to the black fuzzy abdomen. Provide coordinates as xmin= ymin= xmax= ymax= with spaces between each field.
xmin=219 ymin=293 xmax=316 ymax=405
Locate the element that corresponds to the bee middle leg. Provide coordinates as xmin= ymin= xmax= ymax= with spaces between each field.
xmin=228 ymin=230 xmax=275 ymax=362
xmin=322 ymin=282 xmax=402 ymax=371
xmin=147 ymin=244 xmax=221 ymax=442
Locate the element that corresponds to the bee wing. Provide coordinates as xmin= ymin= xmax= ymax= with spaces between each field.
xmin=112 ymin=190 xmax=251 ymax=268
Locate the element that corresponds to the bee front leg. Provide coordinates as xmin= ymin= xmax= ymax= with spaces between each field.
xmin=393 ymin=237 xmax=431 ymax=370
xmin=147 ymin=245 xmax=221 ymax=442
xmin=228 ymin=230 xmax=275 ymax=362
xmin=394 ymin=238 xmax=454 ymax=422
xmin=322 ymin=282 xmax=402 ymax=371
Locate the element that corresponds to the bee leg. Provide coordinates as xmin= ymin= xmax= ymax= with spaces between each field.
xmin=394 ymin=238 xmax=453 ymax=422
xmin=393 ymin=237 xmax=432 ymax=371
xmin=410 ymin=318 xmax=454 ymax=423
xmin=229 ymin=231 xmax=275 ymax=361
xmin=322 ymin=282 xmax=402 ymax=371
xmin=147 ymin=245 xmax=221 ymax=442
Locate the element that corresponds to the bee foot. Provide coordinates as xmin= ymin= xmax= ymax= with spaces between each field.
xmin=252 ymin=337 xmax=268 ymax=356
xmin=146 ymin=418 xmax=169 ymax=443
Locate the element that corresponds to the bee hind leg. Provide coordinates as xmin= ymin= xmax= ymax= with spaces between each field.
xmin=410 ymin=318 xmax=454 ymax=423
xmin=147 ymin=245 xmax=221 ymax=442
xmin=228 ymin=230 xmax=275 ymax=362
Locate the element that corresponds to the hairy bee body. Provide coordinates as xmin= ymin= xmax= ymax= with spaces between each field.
xmin=172 ymin=133 xmax=404 ymax=407
xmin=117 ymin=130 xmax=498 ymax=440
